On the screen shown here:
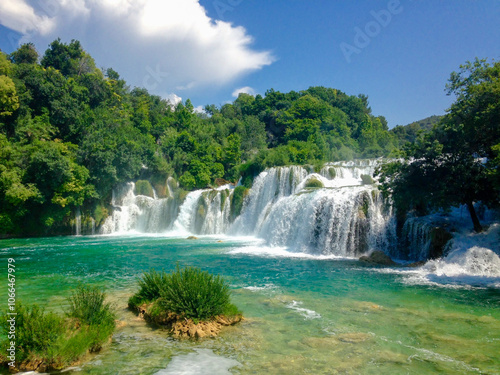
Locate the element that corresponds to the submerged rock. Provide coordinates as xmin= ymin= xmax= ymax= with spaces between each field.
xmin=359 ymin=250 xmax=397 ymax=266
xmin=337 ymin=332 xmax=373 ymax=344
xmin=172 ymin=315 xmax=242 ymax=339
xmin=132 ymin=302 xmax=242 ymax=339
xmin=186 ymin=236 xmax=198 ymax=240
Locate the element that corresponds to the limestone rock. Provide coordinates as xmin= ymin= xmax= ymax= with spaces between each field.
xmin=359 ymin=250 xmax=397 ymax=266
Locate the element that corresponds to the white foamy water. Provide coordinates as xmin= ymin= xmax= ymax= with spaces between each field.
xmin=102 ymin=163 xmax=393 ymax=258
xmin=153 ymin=349 xmax=240 ymax=375
xmin=228 ymin=245 xmax=348 ymax=260
xmin=378 ymin=224 xmax=500 ymax=289
xmin=286 ymin=300 xmax=322 ymax=320
xmin=98 ymin=161 xmax=500 ymax=289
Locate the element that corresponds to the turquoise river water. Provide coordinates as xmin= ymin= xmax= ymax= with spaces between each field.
xmin=0 ymin=234 xmax=499 ymax=374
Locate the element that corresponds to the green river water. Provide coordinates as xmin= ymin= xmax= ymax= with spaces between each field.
xmin=0 ymin=235 xmax=499 ymax=374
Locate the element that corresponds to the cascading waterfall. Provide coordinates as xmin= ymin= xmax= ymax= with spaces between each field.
xmin=173 ymin=187 xmax=234 ymax=235
xmin=75 ymin=207 xmax=81 ymax=236
xmin=101 ymin=182 xmax=180 ymax=234
xmin=231 ymin=161 xmax=396 ymax=257
xmin=400 ymin=217 xmax=433 ymax=261
xmin=99 ymin=160 xmax=405 ymax=258
xmin=231 ymin=166 xmax=309 ymax=234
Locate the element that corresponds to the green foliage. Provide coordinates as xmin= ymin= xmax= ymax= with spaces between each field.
xmin=377 ymin=58 xmax=500 ymax=232
xmin=93 ymin=204 xmax=108 ymax=226
xmin=158 ymin=265 xmax=234 ymax=320
xmin=1 ymin=303 xmax=65 ymax=361
xmin=130 ymin=268 xmax=170 ymax=305
xmin=390 ymin=115 xmax=442 ymax=145
xmin=129 ymin=267 xmax=239 ymax=321
xmin=230 ymin=186 xmax=249 ymax=220
xmin=0 ymin=286 xmax=115 ymax=369
xmin=135 ymin=180 xmax=154 ymax=198
xmin=66 ymin=284 xmax=116 ymax=327
xmin=9 ymin=43 xmax=39 ymax=65
xmin=0 ymin=53 xmax=12 ymax=76
xmin=360 ymin=174 xmax=374 ymax=185
xmin=0 ymin=75 xmax=19 ymax=116
xmin=304 ymin=177 xmax=324 ymax=188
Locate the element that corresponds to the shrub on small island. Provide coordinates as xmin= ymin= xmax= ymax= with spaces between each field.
xmin=128 ymin=268 xmax=169 ymax=308
xmin=129 ymin=266 xmax=241 ymax=332
xmin=0 ymin=285 xmax=115 ymax=371
xmin=159 ymin=266 xmax=236 ymax=320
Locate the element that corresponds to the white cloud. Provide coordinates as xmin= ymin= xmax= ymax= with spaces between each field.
xmin=1 ymin=0 xmax=274 ymax=97
xmin=165 ymin=93 xmax=182 ymax=108
xmin=193 ymin=105 xmax=205 ymax=114
xmin=232 ymin=86 xmax=256 ymax=97
xmin=0 ymin=0 xmax=55 ymax=35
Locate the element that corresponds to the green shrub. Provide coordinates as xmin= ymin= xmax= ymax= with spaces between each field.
xmin=0 ymin=286 xmax=116 ymax=370
xmin=128 ymin=268 xmax=173 ymax=309
xmin=361 ymin=174 xmax=374 ymax=185
xmin=159 ymin=266 xmax=235 ymax=320
xmin=304 ymin=177 xmax=324 ymax=188
xmin=230 ymin=186 xmax=249 ymax=221
xmin=327 ymin=167 xmax=336 ymax=179
xmin=93 ymin=204 xmax=108 ymax=226
xmin=66 ymin=285 xmax=115 ymax=327
xmin=1 ymin=303 xmax=65 ymax=362
xmin=134 ymin=180 xmax=154 ymax=198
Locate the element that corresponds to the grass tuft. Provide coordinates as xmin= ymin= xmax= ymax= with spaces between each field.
xmin=0 ymin=285 xmax=116 ymax=371
xmin=130 ymin=266 xmax=241 ymax=322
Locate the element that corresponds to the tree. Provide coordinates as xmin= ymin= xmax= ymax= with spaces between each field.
xmin=10 ymin=43 xmax=39 ymax=65
xmin=0 ymin=76 xmax=19 ymax=116
xmin=377 ymin=59 xmax=500 ymax=232
xmin=41 ymin=39 xmax=95 ymax=77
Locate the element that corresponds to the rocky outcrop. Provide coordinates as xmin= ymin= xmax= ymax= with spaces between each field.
xmin=133 ymin=303 xmax=242 ymax=339
xmin=359 ymin=250 xmax=398 ymax=266
xmin=429 ymin=226 xmax=453 ymax=259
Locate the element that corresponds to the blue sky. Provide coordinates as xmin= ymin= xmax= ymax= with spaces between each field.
xmin=0 ymin=0 xmax=498 ymax=127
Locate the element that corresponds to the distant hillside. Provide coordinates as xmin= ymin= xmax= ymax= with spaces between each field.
xmin=390 ymin=115 xmax=443 ymax=144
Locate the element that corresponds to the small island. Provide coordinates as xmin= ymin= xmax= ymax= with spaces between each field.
xmin=128 ymin=267 xmax=242 ymax=339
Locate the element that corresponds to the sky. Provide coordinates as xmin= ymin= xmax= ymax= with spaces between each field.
xmin=0 ymin=0 xmax=498 ymax=127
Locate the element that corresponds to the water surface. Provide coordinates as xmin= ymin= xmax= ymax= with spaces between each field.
xmin=1 ymin=235 xmax=499 ymax=374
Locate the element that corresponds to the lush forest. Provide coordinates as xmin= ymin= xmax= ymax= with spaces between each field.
xmin=0 ymin=39 xmax=498 ymax=237
xmin=0 ymin=39 xmax=406 ymax=237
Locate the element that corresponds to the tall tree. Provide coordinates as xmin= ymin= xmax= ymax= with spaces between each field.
xmin=377 ymin=59 xmax=500 ymax=232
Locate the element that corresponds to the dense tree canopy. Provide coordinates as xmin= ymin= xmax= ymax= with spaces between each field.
xmin=377 ymin=59 xmax=500 ymax=232
xmin=0 ymin=38 xmax=431 ymax=236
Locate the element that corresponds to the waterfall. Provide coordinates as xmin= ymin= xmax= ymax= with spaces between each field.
xmin=230 ymin=166 xmax=308 ymax=234
xmin=229 ymin=161 xmax=395 ymax=257
xmin=101 ymin=182 xmax=180 ymax=234
xmin=99 ymin=160 xmax=435 ymax=259
xmin=173 ymin=188 xmax=233 ymax=235
xmin=399 ymin=217 xmax=433 ymax=261
xmin=75 ymin=207 xmax=82 ymax=236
